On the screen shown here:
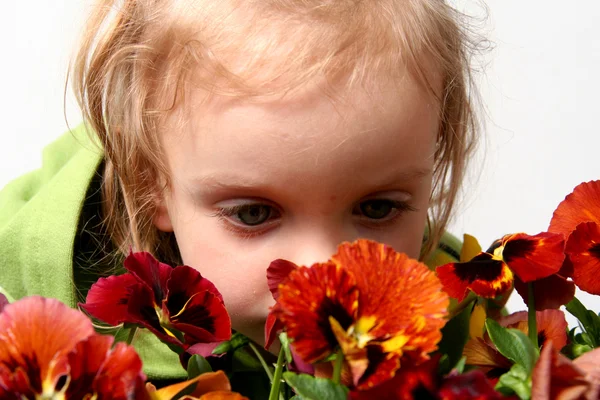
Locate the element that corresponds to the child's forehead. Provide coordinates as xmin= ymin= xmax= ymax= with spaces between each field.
xmin=156 ymin=0 xmax=443 ymax=98
xmin=164 ymin=68 xmax=440 ymax=169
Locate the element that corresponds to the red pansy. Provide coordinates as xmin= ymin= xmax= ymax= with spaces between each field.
xmin=436 ymin=233 xmax=568 ymax=308
xmin=80 ymin=252 xmax=231 ymax=355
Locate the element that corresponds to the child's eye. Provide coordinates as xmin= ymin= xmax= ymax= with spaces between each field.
xmin=213 ymin=202 xmax=281 ymax=233
xmin=234 ymin=204 xmax=274 ymax=226
xmin=353 ymin=199 xmax=416 ymax=222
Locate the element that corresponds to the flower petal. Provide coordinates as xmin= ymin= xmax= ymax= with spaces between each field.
xmin=0 ymin=364 xmax=33 ymax=399
xmin=278 ymin=262 xmax=359 ymax=363
xmin=0 ymin=296 xmax=94 ymax=395
xmin=461 ymin=234 xmax=483 ymax=262
xmin=264 ymin=306 xmax=283 ymax=350
xmin=463 ymin=338 xmax=511 ymax=370
xmin=93 ymin=342 xmax=148 ymax=400
xmin=349 ymin=356 xmax=440 ymax=400
xmin=501 ymin=232 xmax=565 ymax=283
xmin=170 ymin=290 xmax=231 ymax=343
xmin=186 ymin=342 xmax=223 ymax=359
xmin=469 ymin=304 xmax=487 ymax=339
xmin=167 ymin=265 xmax=224 ymax=312
xmin=124 ymin=251 xmax=173 ymax=305
xmin=436 ymin=253 xmax=513 ymax=301
xmin=532 ymin=340 xmax=590 ymax=400
xmin=197 ymin=392 xmax=249 ymax=400
xmin=355 ymin=345 xmax=401 ymax=390
xmin=332 ymin=240 xmax=448 ymax=357
xmin=0 ymin=293 xmax=8 ymax=314
xmin=438 ymin=370 xmax=503 ymax=400
xmin=120 ymin=287 xmax=183 ymax=349
xmin=573 ymin=348 xmax=600 ymax=400
xmin=566 ymin=222 xmax=600 ymax=295
xmin=267 ymin=259 xmax=299 ymax=301
xmin=65 ymin=334 xmax=114 ymax=398
xmin=79 ymin=273 xmax=142 ymax=326
xmin=152 ymin=370 xmax=232 ymax=399
xmin=549 ymin=180 xmax=600 ymax=239
xmin=513 ymin=275 xmax=575 ymax=310
xmin=499 ymin=309 xmax=568 ymax=350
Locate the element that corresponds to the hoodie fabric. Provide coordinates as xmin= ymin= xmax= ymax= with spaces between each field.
xmin=0 ymin=125 xmax=462 ymax=392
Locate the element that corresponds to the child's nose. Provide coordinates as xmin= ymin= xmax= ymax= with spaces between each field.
xmin=285 ymin=235 xmax=344 ymax=268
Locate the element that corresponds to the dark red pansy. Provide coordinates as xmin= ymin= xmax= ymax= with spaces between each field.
xmin=80 ymin=252 xmax=231 ymax=353
xmin=438 ymin=370 xmax=504 ymax=400
xmin=437 ymin=232 xmax=565 ymax=303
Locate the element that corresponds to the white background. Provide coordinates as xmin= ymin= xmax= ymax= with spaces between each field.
xmin=1 ymin=1 xmax=599 ymax=317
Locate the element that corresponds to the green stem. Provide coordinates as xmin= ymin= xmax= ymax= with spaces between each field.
xmin=448 ymin=291 xmax=477 ymax=319
xmin=248 ymin=342 xmax=274 ymax=382
xmin=268 ymin=346 xmax=286 ymax=400
xmin=126 ymin=326 xmax=138 ymax=346
xmin=332 ymin=348 xmax=344 ymax=385
xmin=527 ymin=283 xmax=538 ymax=348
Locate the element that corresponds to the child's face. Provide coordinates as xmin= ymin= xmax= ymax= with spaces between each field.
xmin=155 ymin=74 xmax=440 ymax=345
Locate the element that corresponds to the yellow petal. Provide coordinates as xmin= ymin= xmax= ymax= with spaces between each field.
xmin=461 ymin=234 xmax=483 ymax=262
xmin=469 ymin=304 xmax=487 ymax=339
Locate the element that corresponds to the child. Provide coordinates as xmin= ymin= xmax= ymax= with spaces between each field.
xmin=0 ymin=0 xmax=478 ymax=394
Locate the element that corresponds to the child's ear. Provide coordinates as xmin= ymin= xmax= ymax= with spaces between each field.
xmin=153 ymin=196 xmax=174 ymax=232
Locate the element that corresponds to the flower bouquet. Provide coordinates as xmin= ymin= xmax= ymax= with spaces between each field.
xmin=1 ymin=180 xmax=600 ymax=399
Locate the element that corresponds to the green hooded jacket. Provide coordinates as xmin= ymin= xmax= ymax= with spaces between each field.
xmin=0 ymin=125 xmax=462 ymax=392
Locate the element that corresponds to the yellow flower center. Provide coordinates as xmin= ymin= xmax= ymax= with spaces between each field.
xmin=351 ymin=316 xmax=377 ymax=348
xmin=493 ymin=245 xmax=505 ymax=261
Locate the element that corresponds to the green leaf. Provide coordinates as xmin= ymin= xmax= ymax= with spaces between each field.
xmin=187 ymin=354 xmax=212 ymax=379
xmin=229 ymin=332 xmax=251 ymax=350
xmin=485 ymin=318 xmax=538 ymax=375
xmin=453 ymin=356 xmax=467 ymax=374
xmin=320 ymin=353 xmax=338 ymax=363
xmin=283 ymin=372 xmax=349 ymax=400
xmin=165 ymin=341 xmax=185 ymax=355
xmin=437 ymin=301 xmax=473 ymax=374
xmin=279 ymin=332 xmax=294 ymax=364
xmin=212 ymin=341 xmax=232 ymax=355
xmin=495 ymin=364 xmax=531 ymax=400
xmin=232 ymin=347 xmax=265 ymax=372
xmin=213 ymin=332 xmax=250 ymax=355
xmin=566 ymin=297 xmax=600 ymax=348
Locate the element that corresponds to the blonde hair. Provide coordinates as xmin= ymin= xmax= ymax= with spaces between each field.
xmin=71 ymin=0 xmax=481 ymax=264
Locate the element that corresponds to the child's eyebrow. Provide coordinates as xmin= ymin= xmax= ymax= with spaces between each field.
xmin=189 ymin=167 xmax=432 ymax=196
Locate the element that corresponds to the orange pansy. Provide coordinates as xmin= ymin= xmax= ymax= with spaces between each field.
xmin=549 ymin=180 xmax=600 ymax=240
xmin=276 ymin=239 xmax=449 ymax=390
xmin=0 ymin=296 xmax=148 ymax=399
